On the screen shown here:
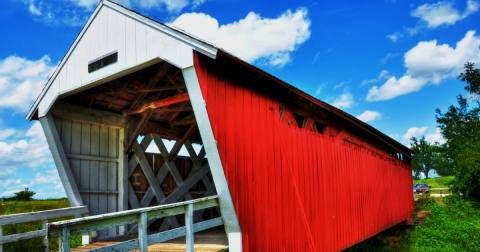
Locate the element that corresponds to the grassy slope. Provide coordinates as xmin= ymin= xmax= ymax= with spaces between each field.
xmin=344 ymin=177 xmax=480 ymax=252
xmin=0 ymin=199 xmax=82 ymax=252
xmin=415 ymin=176 xmax=455 ymax=189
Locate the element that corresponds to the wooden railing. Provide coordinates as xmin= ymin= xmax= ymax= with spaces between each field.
xmin=48 ymin=195 xmax=222 ymax=252
xmin=0 ymin=206 xmax=89 ymax=252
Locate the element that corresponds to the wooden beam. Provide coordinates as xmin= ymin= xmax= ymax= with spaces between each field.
xmin=40 ymin=114 xmax=84 ymax=208
xmin=50 ymin=102 xmax=202 ymax=143
xmin=97 ymin=85 xmax=186 ymax=95
xmin=154 ymin=107 xmax=192 ymax=113
xmin=107 ymin=73 xmax=136 ymax=110
xmin=123 ymin=64 xmax=170 ymax=114
xmin=124 ymin=109 xmax=153 ymax=154
xmin=168 ymin=123 xmax=197 ymax=161
xmin=122 ymin=93 xmax=190 ymax=116
xmin=132 ymin=142 xmax=165 ymax=202
xmin=170 ymin=114 xmax=195 ymax=127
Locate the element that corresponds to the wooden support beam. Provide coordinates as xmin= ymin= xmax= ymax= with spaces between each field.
xmin=107 ymin=73 xmax=136 ymax=110
xmin=168 ymin=123 xmax=197 ymax=161
xmin=123 ymin=64 xmax=170 ymax=114
xmin=124 ymin=109 xmax=153 ymax=154
xmin=122 ymin=93 xmax=190 ymax=116
xmin=132 ymin=142 xmax=165 ymax=202
xmin=97 ymin=85 xmax=187 ymax=96
xmin=50 ymin=102 xmax=202 ymax=143
xmin=170 ymin=114 xmax=196 ymax=127
xmin=128 ymin=134 xmax=153 ymax=177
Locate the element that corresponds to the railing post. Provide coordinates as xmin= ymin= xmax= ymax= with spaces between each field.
xmin=59 ymin=227 xmax=70 ymax=252
xmin=42 ymin=219 xmax=49 ymax=252
xmin=138 ymin=212 xmax=148 ymax=252
xmin=185 ymin=203 xmax=194 ymax=252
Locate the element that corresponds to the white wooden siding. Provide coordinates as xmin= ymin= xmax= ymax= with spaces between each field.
xmin=30 ymin=1 xmax=217 ymax=121
xmin=53 ymin=116 xmax=121 ymax=237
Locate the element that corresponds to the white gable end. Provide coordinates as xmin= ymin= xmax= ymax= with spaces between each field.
xmin=29 ymin=0 xmax=217 ymax=119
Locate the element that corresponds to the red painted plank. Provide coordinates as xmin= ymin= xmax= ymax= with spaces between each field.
xmin=193 ymin=52 xmax=414 ymax=252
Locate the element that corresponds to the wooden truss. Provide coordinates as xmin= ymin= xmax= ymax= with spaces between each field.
xmin=125 ymin=128 xmax=217 ymax=233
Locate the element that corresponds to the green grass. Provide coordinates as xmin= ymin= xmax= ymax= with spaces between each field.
xmin=344 ymin=194 xmax=480 ymax=252
xmin=415 ymin=176 xmax=455 ymax=189
xmin=0 ymin=199 xmax=83 ymax=252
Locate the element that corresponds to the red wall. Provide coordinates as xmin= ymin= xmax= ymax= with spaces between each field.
xmin=194 ymin=52 xmax=413 ymax=252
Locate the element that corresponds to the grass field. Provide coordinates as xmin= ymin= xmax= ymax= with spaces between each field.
xmin=345 ymin=176 xmax=480 ymax=252
xmin=0 ymin=198 xmax=82 ymax=252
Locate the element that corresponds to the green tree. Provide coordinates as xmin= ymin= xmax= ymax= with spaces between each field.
xmin=458 ymin=62 xmax=480 ymax=99
xmin=13 ymin=188 xmax=36 ymax=201
xmin=436 ymin=62 xmax=480 ymax=199
xmin=410 ymin=136 xmax=441 ymax=179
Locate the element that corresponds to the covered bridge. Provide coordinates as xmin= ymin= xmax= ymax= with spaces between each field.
xmin=27 ymin=0 xmax=414 ymax=251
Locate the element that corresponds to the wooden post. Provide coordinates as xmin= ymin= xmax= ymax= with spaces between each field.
xmin=185 ymin=204 xmax=194 ymax=252
xmin=42 ymin=219 xmax=49 ymax=252
xmin=138 ymin=212 xmax=148 ymax=252
xmin=59 ymin=227 xmax=70 ymax=252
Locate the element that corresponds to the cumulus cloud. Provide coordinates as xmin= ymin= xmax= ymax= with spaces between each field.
xmin=368 ymin=31 xmax=480 ymax=101
xmin=31 ymin=170 xmax=61 ymax=185
xmin=0 ymin=55 xmax=55 ymax=112
xmin=19 ymin=0 xmax=211 ymax=26
xmin=0 ymin=122 xmax=52 ymax=168
xmin=356 ymin=110 xmax=383 ymax=123
xmin=387 ymin=1 xmax=478 ymax=41
xmin=361 ymin=70 xmax=391 ymax=86
xmin=411 ymin=0 xmax=479 ymax=28
xmin=425 ymin=127 xmax=446 ymax=144
xmin=170 ymin=9 xmax=311 ymax=67
xmin=331 ymin=92 xmax=354 ymax=109
xmin=402 ymin=126 xmax=428 ymax=141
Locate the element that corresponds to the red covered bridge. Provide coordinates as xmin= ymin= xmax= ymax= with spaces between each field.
xmin=26 ymin=1 xmax=414 ymax=251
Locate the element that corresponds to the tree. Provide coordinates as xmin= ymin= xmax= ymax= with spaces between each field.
xmin=13 ymin=188 xmax=36 ymax=201
xmin=458 ymin=62 xmax=480 ymax=99
xmin=410 ymin=136 xmax=440 ymax=179
xmin=435 ymin=62 xmax=480 ymax=199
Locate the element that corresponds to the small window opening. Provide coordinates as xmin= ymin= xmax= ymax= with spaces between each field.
xmin=279 ymin=106 xmax=285 ymax=120
xmin=293 ymin=113 xmax=306 ymax=128
xmin=315 ymin=122 xmax=325 ymax=134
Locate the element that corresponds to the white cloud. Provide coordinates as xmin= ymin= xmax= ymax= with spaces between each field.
xmin=0 ymin=55 xmax=55 ymax=112
xmin=331 ymin=92 xmax=354 ymax=109
xmin=403 ymin=126 xmax=428 ymax=141
xmin=389 ymin=134 xmax=400 ymax=140
xmin=387 ymin=1 xmax=478 ymax=42
xmin=386 ymin=32 xmax=403 ymax=42
xmin=368 ymin=31 xmax=480 ymax=101
xmin=356 ymin=110 xmax=383 ymax=123
xmin=170 ymin=9 xmax=311 ymax=68
xmin=315 ymin=82 xmax=327 ymax=96
xmin=361 ymin=70 xmax=391 ymax=86
xmin=1 ymin=189 xmax=22 ymax=198
xmin=411 ymin=0 xmax=479 ymax=28
xmin=31 ymin=171 xmax=60 ymax=185
xmin=0 ymin=122 xmax=52 ymax=168
xmin=379 ymin=53 xmax=401 ymax=64
xmin=0 ymin=129 xmax=16 ymax=141
xmin=69 ymin=0 xmax=99 ymax=10
xmin=425 ymin=127 xmax=446 ymax=144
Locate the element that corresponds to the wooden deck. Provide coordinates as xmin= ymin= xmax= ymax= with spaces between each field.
xmin=67 ymin=227 xmax=228 ymax=252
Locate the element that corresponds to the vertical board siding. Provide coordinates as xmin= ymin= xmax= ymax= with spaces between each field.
xmin=194 ymin=52 xmax=414 ymax=252
xmin=36 ymin=5 xmax=197 ymax=117
xmin=54 ymin=116 xmax=120 ymax=237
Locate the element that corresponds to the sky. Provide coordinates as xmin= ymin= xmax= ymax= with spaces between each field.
xmin=0 ymin=0 xmax=478 ymax=198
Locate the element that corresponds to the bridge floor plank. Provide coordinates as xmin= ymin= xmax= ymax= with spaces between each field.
xmin=67 ymin=227 xmax=228 ymax=252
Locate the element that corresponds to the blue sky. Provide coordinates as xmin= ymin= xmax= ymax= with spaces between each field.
xmin=0 ymin=0 xmax=478 ymax=198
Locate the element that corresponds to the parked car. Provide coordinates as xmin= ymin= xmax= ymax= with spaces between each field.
xmin=413 ymin=183 xmax=431 ymax=195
